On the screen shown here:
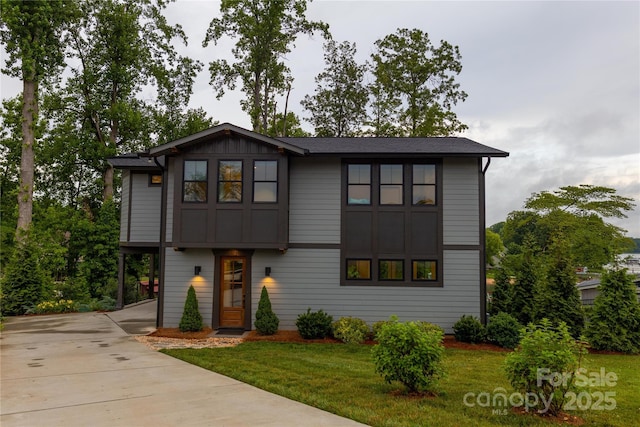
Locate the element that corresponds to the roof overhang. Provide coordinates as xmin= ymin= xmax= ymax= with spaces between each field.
xmin=147 ymin=123 xmax=308 ymax=157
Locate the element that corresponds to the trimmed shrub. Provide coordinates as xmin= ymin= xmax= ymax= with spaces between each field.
xmin=453 ymin=315 xmax=486 ymax=343
xmin=504 ymin=319 xmax=587 ymax=416
xmin=372 ymin=316 xmax=445 ymax=393
xmin=296 ymin=308 xmax=333 ymax=339
xmin=486 ymin=312 xmax=522 ymax=349
xmin=179 ymin=285 xmax=203 ymax=332
xmin=415 ymin=321 xmax=445 ymax=337
xmin=586 ymin=269 xmax=640 ymax=354
xmin=332 ymin=317 xmax=370 ymax=344
xmin=254 ymin=286 xmax=279 ymax=335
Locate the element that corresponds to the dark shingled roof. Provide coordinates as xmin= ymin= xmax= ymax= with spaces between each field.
xmin=107 ymin=153 xmax=161 ymax=169
xmin=278 ymin=137 xmax=509 ymax=157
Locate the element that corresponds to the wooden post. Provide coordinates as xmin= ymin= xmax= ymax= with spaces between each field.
xmin=148 ymin=253 xmax=155 ymax=300
xmin=117 ymin=252 xmax=125 ymax=309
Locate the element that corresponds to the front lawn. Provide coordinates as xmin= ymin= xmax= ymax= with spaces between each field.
xmin=163 ymin=342 xmax=639 ymax=427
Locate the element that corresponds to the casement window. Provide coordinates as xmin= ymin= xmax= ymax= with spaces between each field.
xmin=379 ymin=260 xmax=404 ymax=280
xmin=380 ymin=164 xmax=403 ymax=205
xmin=347 ymin=259 xmax=371 ymax=280
xmin=347 ymin=164 xmax=371 ymax=205
xmin=218 ymin=160 xmax=243 ymax=203
xmin=412 ymin=164 xmax=436 ymax=205
xmin=412 ymin=260 xmax=437 ymax=281
xmin=253 ymin=160 xmax=277 ymax=203
xmin=183 ymin=160 xmax=207 ymax=202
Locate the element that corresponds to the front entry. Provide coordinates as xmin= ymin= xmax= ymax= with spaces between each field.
xmin=219 ymin=256 xmax=246 ymax=328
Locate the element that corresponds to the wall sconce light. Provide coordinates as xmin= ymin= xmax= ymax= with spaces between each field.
xmin=194 ymin=265 xmax=201 ymax=276
xmin=265 ymin=267 xmax=271 ymax=277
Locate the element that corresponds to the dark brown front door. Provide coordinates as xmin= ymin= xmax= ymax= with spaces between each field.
xmin=219 ymin=256 xmax=246 ymax=328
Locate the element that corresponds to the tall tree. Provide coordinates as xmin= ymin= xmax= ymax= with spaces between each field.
xmin=301 ymin=40 xmax=368 ymax=137
xmin=203 ymin=0 xmax=329 ymax=134
xmin=59 ymin=0 xmax=201 ymax=201
xmin=371 ymin=28 xmax=468 ymax=137
xmin=0 ymin=0 xmax=75 ymax=239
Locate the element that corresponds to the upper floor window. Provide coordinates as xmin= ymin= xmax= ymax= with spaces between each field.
xmin=380 ymin=164 xmax=403 ymax=205
xmin=253 ymin=160 xmax=278 ymax=203
xmin=348 ymin=164 xmax=371 ymax=205
xmin=218 ymin=160 xmax=242 ymax=203
xmin=412 ymin=164 xmax=436 ymax=205
xmin=183 ymin=160 xmax=207 ymax=202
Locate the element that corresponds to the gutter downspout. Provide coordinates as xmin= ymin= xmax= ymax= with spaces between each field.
xmin=153 ymin=155 xmax=167 ymax=328
xmin=479 ymin=157 xmax=491 ymax=325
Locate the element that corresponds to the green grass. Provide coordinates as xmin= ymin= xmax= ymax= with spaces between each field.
xmin=162 ymin=343 xmax=640 ymax=427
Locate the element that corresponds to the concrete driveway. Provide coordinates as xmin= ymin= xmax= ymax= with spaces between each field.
xmin=1 ymin=302 xmax=367 ymax=427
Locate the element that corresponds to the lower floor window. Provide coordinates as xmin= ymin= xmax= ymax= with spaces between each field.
xmin=347 ymin=259 xmax=371 ymax=280
xmin=379 ymin=260 xmax=404 ymax=280
xmin=412 ymin=260 xmax=437 ymax=281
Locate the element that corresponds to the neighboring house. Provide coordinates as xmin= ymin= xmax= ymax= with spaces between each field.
xmin=109 ymin=123 xmax=508 ymax=333
xmin=577 ymin=274 xmax=640 ymax=306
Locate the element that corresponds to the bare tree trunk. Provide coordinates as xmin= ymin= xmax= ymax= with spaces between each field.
xmin=282 ymin=83 xmax=291 ymax=137
xmin=16 ymin=78 xmax=37 ymax=241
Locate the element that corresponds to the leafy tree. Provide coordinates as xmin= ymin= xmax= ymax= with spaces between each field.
xmin=485 ymin=228 xmax=504 ymax=266
xmin=0 ymin=0 xmax=76 ymax=239
xmin=535 ymin=237 xmax=584 ymax=337
xmin=301 ymin=40 xmax=368 ymax=136
xmin=59 ymin=0 xmax=201 ymax=201
xmin=265 ymin=112 xmax=309 ymax=137
xmin=488 ymin=267 xmax=513 ymax=316
xmin=254 ymin=286 xmax=279 ymax=335
xmin=0 ymin=96 xmax=22 ymax=258
xmin=203 ymin=0 xmax=329 ymax=134
xmin=179 ymin=285 xmax=203 ymax=332
xmin=370 ymin=28 xmax=468 ymax=137
xmin=364 ymin=76 xmax=401 ymax=137
xmin=586 ymin=269 xmax=640 ymax=353
xmin=522 ymin=185 xmax=636 ymax=268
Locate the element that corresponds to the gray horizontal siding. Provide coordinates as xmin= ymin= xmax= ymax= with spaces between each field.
xmin=442 ymin=158 xmax=480 ymax=246
xmin=251 ymin=248 xmax=480 ymax=334
xmin=128 ymin=173 xmax=161 ymax=242
xmin=289 ymin=158 xmax=341 ymax=244
xmin=162 ymin=248 xmax=214 ymax=328
xmin=120 ymin=170 xmax=130 ymax=242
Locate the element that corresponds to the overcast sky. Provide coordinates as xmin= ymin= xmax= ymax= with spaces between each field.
xmin=2 ymin=1 xmax=639 ymax=237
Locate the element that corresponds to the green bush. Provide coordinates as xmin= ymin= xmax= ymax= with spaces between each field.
xmin=332 ymin=317 xmax=370 ymax=344
xmin=296 ymin=308 xmax=333 ymax=339
xmin=453 ymin=315 xmax=486 ymax=343
xmin=29 ymin=299 xmax=79 ymax=314
xmin=179 ymin=285 xmax=203 ymax=332
xmin=254 ymin=286 xmax=279 ymax=335
xmin=415 ymin=321 xmax=445 ymax=337
xmin=504 ymin=319 xmax=587 ymax=415
xmin=585 ymin=269 xmax=640 ymax=353
xmin=372 ymin=316 xmax=445 ymax=393
xmin=486 ymin=312 xmax=522 ymax=348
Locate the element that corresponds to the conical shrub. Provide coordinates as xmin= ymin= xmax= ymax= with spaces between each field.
xmin=254 ymin=286 xmax=279 ymax=335
xmin=179 ymin=285 xmax=203 ymax=332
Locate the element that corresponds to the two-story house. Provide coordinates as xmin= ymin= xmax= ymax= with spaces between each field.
xmin=109 ymin=123 xmax=508 ymax=332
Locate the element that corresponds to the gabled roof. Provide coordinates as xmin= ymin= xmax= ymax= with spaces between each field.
xmin=147 ymin=123 xmax=308 ymax=156
xmin=278 ymin=136 xmax=509 ymax=158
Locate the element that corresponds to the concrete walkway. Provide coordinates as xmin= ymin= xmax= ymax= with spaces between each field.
xmin=1 ymin=303 xmax=367 ymax=427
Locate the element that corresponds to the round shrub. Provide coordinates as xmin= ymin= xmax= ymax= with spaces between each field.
xmin=254 ymin=286 xmax=279 ymax=335
xmin=453 ymin=315 xmax=486 ymax=343
xmin=332 ymin=317 xmax=370 ymax=344
xmin=504 ymin=319 xmax=586 ymax=415
xmin=296 ymin=308 xmax=333 ymax=339
xmin=486 ymin=312 xmax=522 ymax=349
xmin=372 ymin=316 xmax=445 ymax=393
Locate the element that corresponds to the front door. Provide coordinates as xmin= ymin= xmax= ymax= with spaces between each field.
xmin=219 ymin=256 xmax=246 ymax=328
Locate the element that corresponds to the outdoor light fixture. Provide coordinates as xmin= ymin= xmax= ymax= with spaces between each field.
xmin=265 ymin=267 xmax=271 ymax=277
xmin=194 ymin=265 xmax=201 ymax=276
